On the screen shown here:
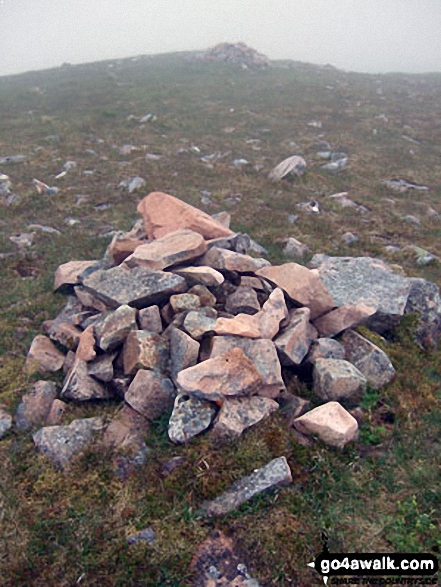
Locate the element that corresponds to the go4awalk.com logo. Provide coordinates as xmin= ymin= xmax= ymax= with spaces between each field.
xmin=307 ymin=533 xmax=438 ymax=585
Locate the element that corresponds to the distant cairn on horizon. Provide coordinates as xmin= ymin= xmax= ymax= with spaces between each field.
xmin=202 ymin=42 xmax=271 ymax=69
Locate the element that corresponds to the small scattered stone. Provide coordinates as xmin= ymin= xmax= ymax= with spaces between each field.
xmin=282 ymin=237 xmax=308 ymax=259
xmin=200 ymin=457 xmax=292 ymax=517
xmin=293 ymin=402 xmax=358 ymax=449
xmin=0 ymin=405 xmax=13 ymax=438
xmin=127 ymin=528 xmax=156 ymax=545
xmin=268 ymin=155 xmax=306 ymax=181
xmin=168 ymin=393 xmax=217 ymax=444
xmin=341 ymin=232 xmax=358 ymax=246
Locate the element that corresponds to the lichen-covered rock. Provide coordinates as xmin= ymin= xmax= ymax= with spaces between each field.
xmin=94 ymin=304 xmax=138 ymax=351
xmin=15 ymin=380 xmax=58 ymax=431
xmin=293 ymin=402 xmax=358 ymax=449
xmin=176 ymin=348 xmax=263 ymax=401
xmin=168 ymin=393 xmax=217 ymax=444
xmin=211 ymin=396 xmax=279 ymax=438
xmin=124 ymin=229 xmax=207 ymax=270
xmin=82 ymin=265 xmax=187 ymax=309
xmin=169 ymin=293 xmax=201 ymax=314
xmin=33 ymin=417 xmax=105 ymax=468
xmin=404 ymin=278 xmax=441 ymax=348
xmin=137 ymin=192 xmax=234 ymax=240
xmin=199 ymin=457 xmax=292 ymax=517
xmin=313 ymin=358 xmax=367 ymax=402
xmin=282 ymin=237 xmax=308 ymax=259
xmin=341 ymin=330 xmax=395 ymax=388
xmin=125 ymin=369 xmax=175 ymax=420
xmin=274 ymin=308 xmax=317 ymax=366
xmin=25 ymin=335 xmax=65 ymax=374
xmin=122 ymin=330 xmax=169 ymax=375
xmin=138 ymin=305 xmax=163 ymax=333
xmin=256 ymin=263 xmax=333 ymax=320
xmin=209 ymin=336 xmax=285 ymax=398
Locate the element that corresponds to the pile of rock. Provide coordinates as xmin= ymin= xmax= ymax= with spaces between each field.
xmin=202 ymin=42 xmax=270 ymax=69
xmin=5 ymin=193 xmax=441 ymax=493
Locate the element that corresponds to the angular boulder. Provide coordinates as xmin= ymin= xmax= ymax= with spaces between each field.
xmin=176 ymin=348 xmax=263 ymax=401
xmin=124 ymin=229 xmax=207 ymax=270
xmin=183 ymin=308 xmax=217 ymax=341
xmin=313 ymin=358 xmax=367 ymax=402
xmin=82 ymin=265 xmax=187 ymax=309
xmin=256 ymin=263 xmax=333 ymax=320
xmin=225 ymin=286 xmax=260 ymax=315
xmin=138 ymin=305 xmax=163 ymax=333
xmin=404 ymin=278 xmax=441 ymax=348
xmin=274 ymin=308 xmax=317 ymax=366
xmin=200 ymin=457 xmax=292 ymax=517
xmin=94 ymin=305 xmax=138 ymax=351
xmin=313 ymin=304 xmax=376 ymax=337
xmin=25 ymin=335 xmax=65 ymax=374
xmin=293 ymin=402 xmax=358 ymax=449
xmin=307 ymin=338 xmax=346 ymax=363
xmin=168 ymin=327 xmax=200 ymax=384
xmin=122 ymin=330 xmax=169 ymax=375
xmin=212 ymin=396 xmax=279 ymax=438
xmin=61 ymin=359 xmax=110 ymax=401
xmin=75 ymin=324 xmax=96 ymax=362
xmin=341 ymin=330 xmax=395 ymax=388
xmin=169 ymin=293 xmax=201 ymax=314
xmin=0 ymin=405 xmax=12 ymax=439
xmin=172 ymin=266 xmax=224 ymax=287
xmin=137 ymin=192 xmax=234 ymax=239
xmin=125 ymin=369 xmax=175 ymax=420
xmin=54 ymin=260 xmax=98 ymax=293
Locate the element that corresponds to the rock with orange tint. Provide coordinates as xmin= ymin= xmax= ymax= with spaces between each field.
xmin=124 ymin=229 xmax=207 ymax=270
xmin=172 ymin=266 xmax=224 ymax=287
xmin=106 ymin=236 xmax=145 ymax=265
xmin=54 ymin=260 xmax=97 ymax=293
xmin=25 ymin=335 xmax=65 ymax=374
xmin=257 ymin=287 xmax=288 ymax=339
xmin=256 ymin=262 xmax=333 ymax=319
xmin=214 ymin=313 xmax=261 ymax=338
xmin=313 ymin=303 xmax=376 ymax=337
xmin=122 ymin=330 xmax=169 ymax=375
xmin=293 ymin=401 xmax=358 ymax=449
xmin=176 ymin=348 xmax=263 ymax=401
xmin=75 ymin=325 xmax=96 ymax=362
xmin=137 ymin=192 xmax=234 ymax=239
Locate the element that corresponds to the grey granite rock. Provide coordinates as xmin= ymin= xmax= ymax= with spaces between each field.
xmin=15 ymin=381 xmax=58 ymax=431
xmin=168 ymin=393 xmax=217 ymax=444
xmin=199 ymin=457 xmax=292 ymax=516
xmin=313 ymin=358 xmax=367 ymax=403
xmin=341 ymin=330 xmax=395 ymax=388
xmin=94 ymin=305 xmax=138 ymax=351
xmin=0 ymin=405 xmax=12 ymax=439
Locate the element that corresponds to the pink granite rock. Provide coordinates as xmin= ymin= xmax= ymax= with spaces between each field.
xmin=75 ymin=325 xmax=96 ymax=362
xmin=293 ymin=402 xmax=359 ymax=449
xmin=313 ymin=303 xmax=376 ymax=337
xmin=125 ymin=369 xmax=175 ymax=420
xmin=54 ymin=260 xmax=97 ymax=292
xmin=25 ymin=335 xmax=65 ymax=374
xmin=122 ymin=330 xmax=169 ymax=375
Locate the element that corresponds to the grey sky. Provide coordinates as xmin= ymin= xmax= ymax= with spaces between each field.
xmin=1 ymin=0 xmax=440 ymax=77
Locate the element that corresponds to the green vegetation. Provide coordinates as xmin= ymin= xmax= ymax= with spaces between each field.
xmin=0 ymin=53 xmax=440 ymax=585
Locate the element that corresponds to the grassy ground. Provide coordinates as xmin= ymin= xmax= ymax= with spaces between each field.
xmin=0 ymin=53 xmax=440 ymax=585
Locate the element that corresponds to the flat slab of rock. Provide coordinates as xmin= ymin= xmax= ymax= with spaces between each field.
xmin=33 ymin=417 xmax=105 ymax=469
xmin=137 ymin=192 xmax=234 ymax=239
xmin=125 ymin=369 xmax=175 ymax=420
xmin=95 ymin=305 xmax=138 ymax=351
xmin=209 ymin=336 xmax=285 ymax=397
xmin=25 ymin=335 xmax=65 ymax=374
xmin=172 ymin=265 xmax=224 ymax=287
xmin=122 ymin=330 xmax=169 ymax=375
xmin=274 ymin=308 xmax=317 ymax=366
xmin=168 ymin=393 xmax=217 ymax=444
xmin=313 ymin=304 xmax=376 ymax=337
xmin=0 ymin=405 xmax=12 ymax=439
xmin=82 ymin=265 xmax=187 ymax=309
xmin=212 ymin=396 xmax=279 ymax=438
xmin=293 ymin=402 xmax=358 ymax=449
xmin=15 ymin=381 xmax=57 ymax=431
xmin=169 ymin=327 xmax=200 ymax=383
xmin=341 ymin=330 xmax=395 ymax=388
xmin=311 ymin=256 xmax=411 ymax=330
xmin=177 ymin=348 xmax=263 ymax=401
xmin=124 ymin=229 xmax=207 ymax=271
xmin=200 ymin=457 xmax=292 ymax=517
xmin=256 ymin=263 xmax=333 ymax=320
xmin=54 ymin=260 xmax=97 ymax=293
xmin=61 ymin=359 xmax=110 ymax=401
xmin=313 ymin=358 xmax=367 ymax=402
xmin=198 ymin=247 xmax=270 ymax=273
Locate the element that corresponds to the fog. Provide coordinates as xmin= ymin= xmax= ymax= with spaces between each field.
xmin=1 ymin=0 xmax=440 ymax=77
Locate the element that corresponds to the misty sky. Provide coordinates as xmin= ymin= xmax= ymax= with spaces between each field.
xmin=1 ymin=0 xmax=440 ymax=77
